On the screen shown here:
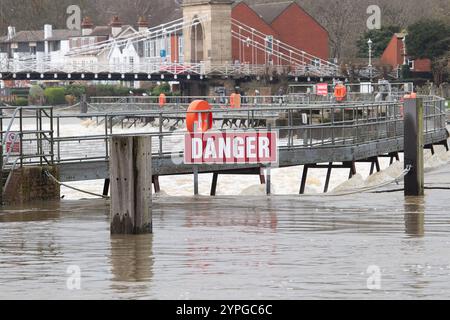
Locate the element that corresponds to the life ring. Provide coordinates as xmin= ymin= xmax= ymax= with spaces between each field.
xmin=230 ymin=93 xmax=241 ymax=108
xmin=159 ymin=93 xmax=167 ymax=107
xmin=186 ymin=100 xmax=213 ymax=133
xmin=334 ymin=84 xmax=347 ymax=102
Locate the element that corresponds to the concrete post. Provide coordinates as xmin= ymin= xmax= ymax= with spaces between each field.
xmin=110 ymin=136 xmax=152 ymax=234
xmin=404 ymin=98 xmax=424 ymax=196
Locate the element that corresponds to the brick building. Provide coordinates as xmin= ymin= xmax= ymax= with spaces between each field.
xmin=231 ymin=1 xmax=329 ymax=63
xmin=381 ymin=33 xmax=432 ymax=73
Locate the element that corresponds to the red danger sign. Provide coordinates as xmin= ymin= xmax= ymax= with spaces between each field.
xmin=184 ymin=131 xmax=278 ymax=165
xmin=316 ymin=83 xmax=328 ymax=96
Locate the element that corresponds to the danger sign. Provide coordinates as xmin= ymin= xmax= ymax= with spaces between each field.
xmin=184 ymin=131 xmax=278 ymax=165
xmin=316 ymin=83 xmax=328 ymax=96
xmin=5 ymin=132 xmax=21 ymax=154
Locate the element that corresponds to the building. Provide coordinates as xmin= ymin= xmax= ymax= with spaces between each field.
xmin=231 ymin=1 xmax=329 ymax=63
xmin=381 ymin=33 xmax=432 ymax=74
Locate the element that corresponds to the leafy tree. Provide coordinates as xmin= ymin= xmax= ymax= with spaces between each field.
xmin=356 ymin=25 xmax=401 ymax=58
xmin=407 ymin=19 xmax=450 ymax=60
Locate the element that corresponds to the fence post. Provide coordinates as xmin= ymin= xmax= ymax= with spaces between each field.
xmin=404 ymin=98 xmax=424 ymax=196
xmin=110 ymin=135 xmax=152 ymax=234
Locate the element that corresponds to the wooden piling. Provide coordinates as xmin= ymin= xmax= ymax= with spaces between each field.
xmin=110 ymin=136 xmax=152 ymax=234
xmin=404 ymin=98 xmax=424 ymax=196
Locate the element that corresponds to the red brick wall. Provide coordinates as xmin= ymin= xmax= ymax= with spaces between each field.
xmin=413 ymin=58 xmax=432 ymax=72
xmin=381 ymin=35 xmax=403 ymax=67
xmin=231 ymin=2 xmax=279 ymax=64
xmin=270 ymin=3 xmax=329 ymax=61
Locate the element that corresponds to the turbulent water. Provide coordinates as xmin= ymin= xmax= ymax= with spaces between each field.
xmin=1 ymin=119 xmax=450 ymax=299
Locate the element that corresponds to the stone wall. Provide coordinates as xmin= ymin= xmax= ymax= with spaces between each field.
xmin=2 ymin=166 xmax=60 ymax=205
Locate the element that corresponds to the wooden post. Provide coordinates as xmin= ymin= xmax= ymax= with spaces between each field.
xmin=404 ymin=98 xmax=424 ymax=196
xmin=266 ymin=167 xmax=271 ymax=195
xmin=110 ymin=136 xmax=152 ymax=234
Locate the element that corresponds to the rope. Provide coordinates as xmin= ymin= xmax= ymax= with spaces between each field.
xmin=45 ymin=170 xmax=109 ymax=199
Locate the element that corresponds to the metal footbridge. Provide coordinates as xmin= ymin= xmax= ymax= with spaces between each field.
xmin=1 ymin=94 xmax=448 ymax=196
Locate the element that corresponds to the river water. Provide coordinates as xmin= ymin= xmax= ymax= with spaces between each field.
xmin=1 ymin=119 xmax=450 ymax=299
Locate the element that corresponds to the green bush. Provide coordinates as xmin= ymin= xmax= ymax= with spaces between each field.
xmin=64 ymin=85 xmax=86 ymax=98
xmin=151 ymin=83 xmax=171 ymax=96
xmin=44 ymin=87 xmax=66 ymax=105
xmin=12 ymin=97 xmax=29 ymax=106
xmin=86 ymin=84 xmax=132 ymax=97
xmin=28 ymin=85 xmax=45 ymax=105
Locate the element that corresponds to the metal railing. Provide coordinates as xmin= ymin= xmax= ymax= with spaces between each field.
xmin=42 ymin=96 xmax=446 ymax=165
xmin=1 ymin=96 xmax=446 ymax=174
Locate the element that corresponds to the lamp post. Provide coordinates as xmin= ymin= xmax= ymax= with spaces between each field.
xmin=367 ymin=38 xmax=373 ymax=82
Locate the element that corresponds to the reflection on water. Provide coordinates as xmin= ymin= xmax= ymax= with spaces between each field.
xmin=110 ymin=235 xmax=154 ymax=295
xmin=1 ymin=187 xmax=450 ymax=299
xmin=404 ymin=197 xmax=425 ymax=237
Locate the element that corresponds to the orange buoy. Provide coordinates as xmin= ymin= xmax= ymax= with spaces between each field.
xmin=159 ymin=93 xmax=167 ymax=107
xmin=186 ymin=100 xmax=213 ymax=133
xmin=230 ymin=93 xmax=241 ymax=109
xmin=334 ymin=84 xmax=347 ymax=102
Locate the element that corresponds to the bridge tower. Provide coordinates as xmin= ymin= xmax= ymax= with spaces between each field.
xmin=182 ymin=0 xmax=234 ymax=66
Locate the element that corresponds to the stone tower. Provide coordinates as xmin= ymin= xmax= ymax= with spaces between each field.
xmin=182 ymin=0 xmax=234 ymax=65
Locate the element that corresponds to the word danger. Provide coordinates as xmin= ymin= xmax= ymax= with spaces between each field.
xmin=184 ymin=131 xmax=278 ymax=164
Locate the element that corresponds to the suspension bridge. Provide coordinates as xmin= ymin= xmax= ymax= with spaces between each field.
xmin=0 ymin=14 xmax=343 ymax=82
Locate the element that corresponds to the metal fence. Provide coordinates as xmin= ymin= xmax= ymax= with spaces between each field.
xmin=44 ymin=96 xmax=447 ymax=165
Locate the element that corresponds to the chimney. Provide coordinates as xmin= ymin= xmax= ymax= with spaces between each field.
xmin=7 ymin=26 xmax=16 ymax=40
xmin=81 ymin=17 xmax=94 ymax=36
xmin=137 ymin=16 xmax=150 ymax=33
xmin=44 ymin=24 xmax=53 ymax=40
xmin=110 ymin=16 xmax=123 ymax=38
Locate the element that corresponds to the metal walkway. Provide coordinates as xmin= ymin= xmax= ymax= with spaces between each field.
xmin=1 ymin=95 xmax=448 ymax=193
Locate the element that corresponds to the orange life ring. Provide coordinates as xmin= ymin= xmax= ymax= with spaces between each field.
xmin=230 ymin=93 xmax=241 ymax=109
xmin=186 ymin=100 xmax=213 ymax=133
xmin=159 ymin=93 xmax=167 ymax=107
xmin=334 ymin=84 xmax=347 ymax=102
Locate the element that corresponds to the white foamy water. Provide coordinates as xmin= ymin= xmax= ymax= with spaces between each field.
xmin=6 ymin=116 xmax=450 ymax=199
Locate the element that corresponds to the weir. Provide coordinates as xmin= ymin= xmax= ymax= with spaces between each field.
xmin=1 ymin=93 xmax=449 ymax=205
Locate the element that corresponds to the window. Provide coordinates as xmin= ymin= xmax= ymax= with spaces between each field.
xmin=408 ymin=59 xmax=415 ymax=71
xmin=144 ymin=41 xmax=151 ymax=57
xmin=312 ymin=58 xmax=321 ymax=68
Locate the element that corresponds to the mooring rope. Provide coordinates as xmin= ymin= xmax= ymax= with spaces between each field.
xmin=45 ymin=171 xmax=110 ymax=199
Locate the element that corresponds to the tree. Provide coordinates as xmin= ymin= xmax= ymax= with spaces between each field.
xmin=407 ymin=19 xmax=450 ymax=84
xmin=356 ymin=25 xmax=401 ymax=58
xmin=407 ymin=19 xmax=450 ymax=60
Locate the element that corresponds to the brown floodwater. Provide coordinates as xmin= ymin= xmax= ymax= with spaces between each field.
xmin=1 ymin=161 xmax=450 ymax=300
